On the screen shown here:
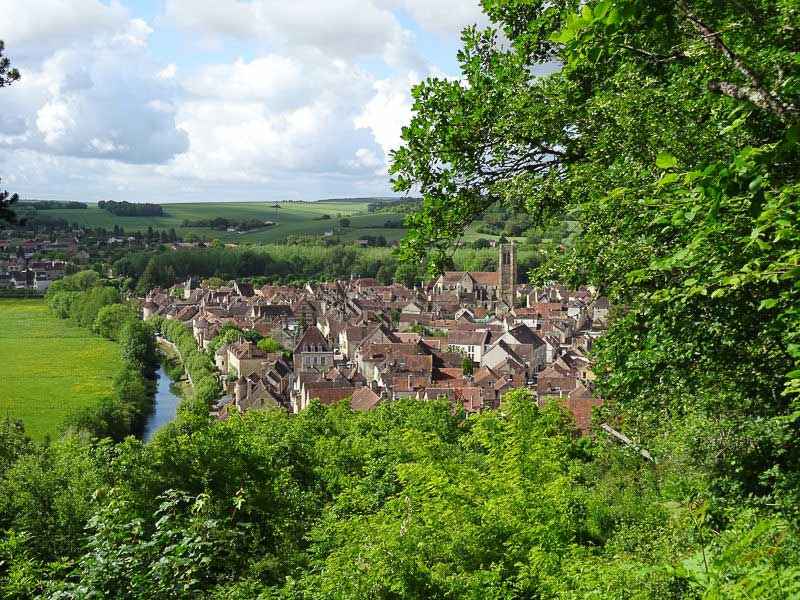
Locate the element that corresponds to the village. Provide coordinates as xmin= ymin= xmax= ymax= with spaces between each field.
xmin=140 ymin=243 xmax=609 ymax=432
xmin=0 ymin=238 xmax=78 ymax=290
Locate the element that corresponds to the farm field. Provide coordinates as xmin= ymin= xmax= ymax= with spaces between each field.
xmin=0 ymin=299 xmax=122 ymax=440
xmin=39 ymin=200 xmax=413 ymax=244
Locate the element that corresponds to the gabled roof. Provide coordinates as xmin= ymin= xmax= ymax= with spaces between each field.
xmin=439 ymin=271 xmax=470 ymax=284
xmin=294 ymin=325 xmax=331 ymax=353
xmin=307 ymin=386 xmax=357 ymax=405
xmin=351 ymin=387 xmax=381 ymax=411
xmin=447 ymin=330 xmax=489 ymax=347
xmin=505 ymin=324 xmax=545 ymax=348
xmin=468 ymin=271 xmax=499 ymax=286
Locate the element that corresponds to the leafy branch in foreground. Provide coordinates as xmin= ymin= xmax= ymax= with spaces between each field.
xmin=391 ymin=0 xmax=799 ymax=507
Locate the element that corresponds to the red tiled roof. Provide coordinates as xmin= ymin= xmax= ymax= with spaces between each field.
xmin=351 ymin=387 xmax=381 ymax=411
xmin=308 ymin=387 xmax=356 ymax=405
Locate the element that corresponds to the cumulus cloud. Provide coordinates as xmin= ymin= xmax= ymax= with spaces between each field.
xmin=380 ymin=0 xmax=489 ymax=37
xmin=1 ymin=2 xmax=188 ymax=164
xmin=0 ymin=0 xmax=492 ymax=201
xmin=164 ymin=0 xmax=426 ymax=69
xmin=166 ymin=54 xmax=384 ymax=183
xmin=2 ymin=0 xmax=130 ymax=58
xmin=355 ymin=73 xmax=419 ymax=162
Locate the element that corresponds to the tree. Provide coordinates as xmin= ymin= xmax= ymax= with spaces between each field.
xmin=339 ymin=217 xmax=351 ymax=228
xmin=393 ymin=262 xmax=421 ymax=288
xmin=201 ymin=277 xmax=226 ymax=289
xmin=375 ymin=265 xmax=391 ymax=285
xmin=0 ymin=41 xmax=20 ymax=88
xmin=391 ymin=0 xmax=800 ymax=501
xmin=93 ymin=303 xmax=138 ymax=341
xmin=0 ymin=41 xmax=20 ymax=225
xmin=136 ymin=257 xmax=158 ymax=296
xmin=461 ymin=356 xmax=475 ymax=376
xmin=256 ymin=337 xmax=284 ymax=355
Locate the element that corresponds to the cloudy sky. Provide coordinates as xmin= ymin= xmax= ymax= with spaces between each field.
xmin=0 ymin=0 xmax=489 ymax=202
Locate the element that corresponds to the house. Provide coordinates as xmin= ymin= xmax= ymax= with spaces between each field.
xmin=293 ymin=326 xmax=334 ymax=372
xmin=227 ymin=337 xmax=269 ymax=377
xmin=351 ymin=386 xmax=382 ymax=411
xmin=446 ymin=330 xmax=490 ymax=364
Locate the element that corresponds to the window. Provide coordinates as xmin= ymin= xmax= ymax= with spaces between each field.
xmin=320 ymin=357 xmax=326 ymax=366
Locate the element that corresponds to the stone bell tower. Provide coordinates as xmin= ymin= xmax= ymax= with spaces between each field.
xmin=498 ymin=242 xmax=517 ymax=308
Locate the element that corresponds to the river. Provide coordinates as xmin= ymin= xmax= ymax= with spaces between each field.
xmin=142 ymin=365 xmax=182 ymax=442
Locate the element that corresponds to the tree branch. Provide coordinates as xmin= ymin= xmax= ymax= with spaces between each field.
xmin=619 ymin=44 xmax=685 ymax=64
xmin=676 ymin=0 xmax=798 ymax=125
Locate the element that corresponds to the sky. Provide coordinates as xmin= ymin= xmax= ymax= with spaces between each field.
xmin=0 ymin=0 xmax=490 ymax=203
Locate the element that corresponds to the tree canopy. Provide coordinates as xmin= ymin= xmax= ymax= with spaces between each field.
xmin=392 ymin=0 xmax=800 ymax=505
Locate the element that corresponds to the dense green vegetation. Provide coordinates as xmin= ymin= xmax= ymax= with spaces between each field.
xmin=0 ymin=299 xmax=122 ymax=440
xmin=154 ymin=316 xmax=222 ymax=422
xmin=0 ymin=391 xmax=797 ymax=598
xmin=22 ymin=200 xmax=87 ymax=210
xmin=116 ymin=244 xmax=545 ymax=294
xmin=98 ymin=200 xmax=163 ymax=217
xmin=44 ymin=272 xmax=159 ymax=440
xmin=388 ymin=0 xmax=800 ymax=593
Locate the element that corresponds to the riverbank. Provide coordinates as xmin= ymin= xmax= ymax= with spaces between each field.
xmin=141 ymin=341 xmax=193 ymax=441
xmin=157 ymin=339 xmax=194 ymax=397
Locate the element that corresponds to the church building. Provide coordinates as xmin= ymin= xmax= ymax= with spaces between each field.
xmin=432 ymin=242 xmax=517 ymax=310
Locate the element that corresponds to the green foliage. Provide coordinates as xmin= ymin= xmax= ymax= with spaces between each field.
xmin=92 ymin=303 xmax=138 ymax=341
xmin=43 ymin=274 xmax=158 ymax=440
xmin=202 ymin=276 xmax=227 ymax=289
xmin=461 ymin=355 xmax=475 ymax=376
xmin=51 ymin=489 xmax=246 ymax=599
xmin=155 ymin=317 xmax=221 ymax=422
xmin=0 ymin=392 xmax=798 ymax=597
xmin=256 ymin=336 xmax=287 ymax=356
xmin=391 ymin=0 xmax=800 ymax=507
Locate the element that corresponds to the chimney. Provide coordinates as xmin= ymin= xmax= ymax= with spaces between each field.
xmin=235 ymin=377 xmax=247 ymax=404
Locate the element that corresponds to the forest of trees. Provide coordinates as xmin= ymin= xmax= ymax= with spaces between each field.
xmin=113 ymin=244 xmax=544 ymax=295
xmin=0 ymin=0 xmax=798 ymax=597
xmin=98 ymin=200 xmax=163 ymax=217
xmin=23 ymin=200 xmax=87 ymax=210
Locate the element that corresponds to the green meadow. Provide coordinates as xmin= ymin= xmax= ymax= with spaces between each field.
xmin=0 ymin=299 xmax=122 ymax=440
xmin=42 ymin=200 xmax=413 ymax=244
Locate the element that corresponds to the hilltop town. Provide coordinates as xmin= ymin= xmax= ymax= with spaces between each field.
xmin=140 ymin=243 xmax=608 ymax=431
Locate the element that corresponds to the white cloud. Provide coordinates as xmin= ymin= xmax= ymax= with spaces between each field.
xmin=379 ymin=0 xmax=489 ymax=37
xmin=167 ymin=54 xmax=384 ymax=183
xmin=36 ymin=101 xmax=74 ymax=146
xmin=1 ymin=2 xmax=188 ymax=165
xmin=158 ymin=64 xmax=177 ymax=80
xmin=2 ymin=0 xmax=130 ymax=56
xmin=0 ymin=0 xmax=491 ymax=201
xmin=355 ymin=73 xmax=419 ymax=161
xmin=164 ymin=0 xmax=425 ymax=69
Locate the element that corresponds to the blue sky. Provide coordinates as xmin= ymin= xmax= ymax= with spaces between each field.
xmin=0 ymin=0 xmax=488 ymax=202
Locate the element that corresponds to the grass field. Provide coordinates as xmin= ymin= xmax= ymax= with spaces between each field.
xmin=40 ymin=200 xmax=413 ymax=244
xmin=0 ymin=299 xmax=122 ymax=440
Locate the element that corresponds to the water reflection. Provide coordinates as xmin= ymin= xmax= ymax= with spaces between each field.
xmin=142 ymin=365 xmax=182 ymax=442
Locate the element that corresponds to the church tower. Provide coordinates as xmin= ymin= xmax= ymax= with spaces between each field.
xmin=499 ymin=242 xmax=517 ymax=308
